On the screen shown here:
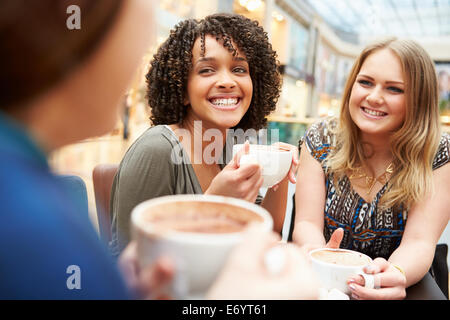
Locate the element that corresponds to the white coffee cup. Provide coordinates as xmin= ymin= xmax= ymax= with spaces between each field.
xmin=131 ymin=194 xmax=273 ymax=299
xmin=309 ymin=248 xmax=375 ymax=295
xmin=232 ymin=144 xmax=293 ymax=188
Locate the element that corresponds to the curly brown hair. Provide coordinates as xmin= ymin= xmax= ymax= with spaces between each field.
xmin=146 ymin=13 xmax=281 ymax=131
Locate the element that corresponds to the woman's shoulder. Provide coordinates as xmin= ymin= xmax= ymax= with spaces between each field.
xmin=298 ymin=117 xmax=337 ymax=164
xmin=120 ymin=125 xmax=181 ymax=167
xmin=432 ymin=132 xmax=450 ymax=170
xmin=301 ymin=117 xmax=337 ymax=151
xmin=129 ymin=125 xmax=179 ymax=154
xmin=440 ymin=132 xmax=450 ymax=146
xmin=137 ymin=125 xmax=178 ymax=146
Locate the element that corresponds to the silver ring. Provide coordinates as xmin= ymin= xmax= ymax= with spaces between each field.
xmin=357 ymin=272 xmax=380 ymax=289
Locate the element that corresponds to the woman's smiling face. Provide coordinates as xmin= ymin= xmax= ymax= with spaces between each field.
xmin=184 ymin=35 xmax=253 ymax=131
xmin=349 ymin=48 xmax=407 ymax=139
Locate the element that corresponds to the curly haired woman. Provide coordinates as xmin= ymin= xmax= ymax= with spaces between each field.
xmin=293 ymin=38 xmax=449 ymax=299
xmin=110 ymin=13 xmax=298 ymax=255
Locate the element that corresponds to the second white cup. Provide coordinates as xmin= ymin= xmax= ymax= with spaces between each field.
xmin=232 ymin=144 xmax=292 ymax=188
xmin=309 ymin=248 xmax=375 ymax=295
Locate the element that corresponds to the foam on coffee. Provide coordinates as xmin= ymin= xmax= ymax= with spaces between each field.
xmin=311 ymin=249 xmax=371 ymax=266
xmin=141 ymin=200 xmax=263 ymax=233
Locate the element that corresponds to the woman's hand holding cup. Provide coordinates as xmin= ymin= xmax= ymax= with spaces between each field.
xmin=268 ymin=142 xmax=299 ymax=191
xmin=300 ymin=227 xmax=344 ymax=256
xmin=346 ymin=258 xmax=407 ymax=300
xmin=207 ymin=224 xmax=320 ymax=300
xmin=118 ymin=242 xmax=175 ymax=300
xmin=205 ymin=141 xmax=263 ymax=203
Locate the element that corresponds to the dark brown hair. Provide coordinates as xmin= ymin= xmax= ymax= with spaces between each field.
xmin=146 ymin=13 xmax=281 ymax=130
xmin=0 ymin=0 xmax=123 ymax=110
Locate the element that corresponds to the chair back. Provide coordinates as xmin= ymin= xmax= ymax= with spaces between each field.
xmin=57 ymin=174 xmax=89 ymax=219
xmin=92 ymin=164 xmax=118 ymax=244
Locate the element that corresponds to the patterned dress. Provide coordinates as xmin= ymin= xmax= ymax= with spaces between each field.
xmin=300 ymin=118 xmax=450 ymax=259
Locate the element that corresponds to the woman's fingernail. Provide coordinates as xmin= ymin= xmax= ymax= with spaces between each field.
xmin=349 ymin=284 xmax=356 ymax=291
xmin=352 ymin=293 xmax=360 ymax=300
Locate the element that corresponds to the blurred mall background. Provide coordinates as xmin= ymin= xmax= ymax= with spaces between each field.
xmin=50 ymin=0 xmax=450 ymax=244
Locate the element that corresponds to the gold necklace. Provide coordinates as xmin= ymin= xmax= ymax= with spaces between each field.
xmin=349 ymin=162 xmax=394 ymax=195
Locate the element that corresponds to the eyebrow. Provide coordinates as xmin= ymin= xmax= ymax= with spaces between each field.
xmin=358 ymin=74 xmax=404 ymax=85
xmin=195 ymin=56 xmax=248 ymax=64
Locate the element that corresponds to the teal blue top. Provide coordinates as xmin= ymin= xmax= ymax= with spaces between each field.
xmin=0 ymin=111 xmax=130 ymax=299
xmin=0 ymin=110 xmax=48 ymax=168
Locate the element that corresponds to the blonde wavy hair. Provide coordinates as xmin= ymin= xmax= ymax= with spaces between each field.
xmin=327 ymin=38 xmax=441 ymax=211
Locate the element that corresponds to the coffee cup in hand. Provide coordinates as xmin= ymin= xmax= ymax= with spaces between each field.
xmin=232 ymin=144 xmax=292 ymax=188
xmin=131 ymin=194 xmax=273 ymax=299
xmin=309 ymin=248 xmax=374 ymax=295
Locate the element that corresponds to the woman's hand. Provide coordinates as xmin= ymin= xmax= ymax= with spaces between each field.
xmin=205 ymin=142 xmax=263 ymax=203
xmin=207 ymin=224 xmax=320 ymax=300
xmin=118 ymin=242 xmax=175 ymax=299
xmin=269 ymin=142 xmax=299 ymax=191
xmin=347 ymin=258 xmax=407 ymax=300
xmin=300 ymin=228 xmax=344 ymax=255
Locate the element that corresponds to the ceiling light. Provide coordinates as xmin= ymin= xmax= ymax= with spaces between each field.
xmin=243 ymin=0 xmax=262 ymax=12
xmin=239 ymin=0 xmax=249 ymax=7
xmin=296 ymin=80 xmax=305 ymax=87
xmin=272 ymin=12 xmax=284 ymax=22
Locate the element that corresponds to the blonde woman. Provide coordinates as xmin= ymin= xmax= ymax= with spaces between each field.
xmin=293 ymin=38 xmax=449 ymax=299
